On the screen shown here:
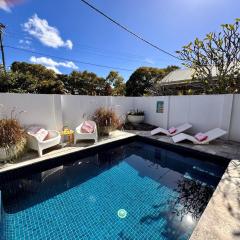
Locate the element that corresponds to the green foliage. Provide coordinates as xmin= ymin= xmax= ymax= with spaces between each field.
xmin=177 ymin=19 xmax=240 ymax=94
xmin=106 ymin=71 xmax=126 ymax=96
xmin=126 ymin=66 xmax=179 ymax=96
xmin=3 ymin=61 xmax=67 ymax=94
xmin=1 ymin=61 xmax=181 ymax=96
xmin=65 ymin=70 xmax=112 ymax=95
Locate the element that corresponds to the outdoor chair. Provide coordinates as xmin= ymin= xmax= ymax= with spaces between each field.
xmin=27 ymin=127 xmax=61 ymax=157
xmin=74 ymin=120 xmax=98 ymax=144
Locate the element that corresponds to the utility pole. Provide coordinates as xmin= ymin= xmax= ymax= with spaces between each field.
xmin=0 ymin=23 xmax=6 ymax=73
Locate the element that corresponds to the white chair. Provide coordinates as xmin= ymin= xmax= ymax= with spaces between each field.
xmin=75 ymin=121 xmax=98 ymax=144
xmin=151 ymin=123 xmax=192 ymax=136
xmin=27 ymin=130 xmax=61 ymax=157
xmin=172 ymin=128 xmax=227 ymax=144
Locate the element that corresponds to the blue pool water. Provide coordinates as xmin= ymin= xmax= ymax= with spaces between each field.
xmin=0 ymin=141 xmax=227 ymax=240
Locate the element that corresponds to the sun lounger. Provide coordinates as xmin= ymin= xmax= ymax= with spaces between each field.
xmin=172 ymin=128 xmax=227 ymax=144
xmin=151 ymin=123 xmax=192 ymax=136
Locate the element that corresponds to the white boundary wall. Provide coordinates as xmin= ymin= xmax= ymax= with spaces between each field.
xmin=0 ymin=93 xmax=62 ymax=130
xmin=0 ymin=93 xmax=240 ymax=142
xmin=62 ymin=95 xmax=134 ymax=129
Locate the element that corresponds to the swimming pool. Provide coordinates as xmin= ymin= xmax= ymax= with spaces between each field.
xmin=0 ymin=138 xmax=228 ymax=240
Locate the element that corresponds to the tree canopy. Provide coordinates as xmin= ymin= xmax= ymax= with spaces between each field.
xmin=106 ymin=71 xmax=126 ymax=96
xmin=0 ymin=62 xmax=126 ymax=95
xmin=176 ymin=19 xmax=240 ymax=94
xmin=125 ymin=66 xmax=179 ymax=96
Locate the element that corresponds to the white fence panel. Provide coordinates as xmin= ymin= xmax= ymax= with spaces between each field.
xmin=229 ymin=95 xmax=240 ymax=142
xmin=133 ymin=96 xmax=169 ymax=128
xmin=0 ymin=93 xmax=240 ymax=142
xmin=0 ymin=93 xmax=62 ymax=130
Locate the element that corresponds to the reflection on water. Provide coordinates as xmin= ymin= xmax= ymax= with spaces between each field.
xmin=171 ymin=178 xmax=214 ymax=220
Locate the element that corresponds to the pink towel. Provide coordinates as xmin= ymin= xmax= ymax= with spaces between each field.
xmin=195 ymin=133 xmax=208 ymax=142
xmin=81 ymin=121 xmax=94 ymax=133
xmin=168 ymin=127 xmax=177 ymax=134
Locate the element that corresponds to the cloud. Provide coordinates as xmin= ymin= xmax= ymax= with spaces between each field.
xmin=0 ymin=0 xmax=11 ymax=12
xmin=30 ymin=56 xmax=78 ymax=74
xmin=144 ymin=58 xmax=155 ymax=65
xmin=18 ymin=38 xmax=34 ymax=50
xmin=23 ymin=14 xmax=73 ymax=49
xmin=45 ymin=66 xmax=62 ymax=74
xmin=19 ymin=39 xmax=31 ymax=45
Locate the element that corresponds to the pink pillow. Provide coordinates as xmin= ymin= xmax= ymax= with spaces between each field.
xmin=27 ymin=126 xmax=41 ymax=135
xmin=168 ymin=127 xmax=177 ymax=134
xmin=35 ymin=128 xmax=49 ymax=141
xmin=195 ymin=133 xmax=208 ymax=142
xmin=81 ymin=121 xmax=94 ymax=133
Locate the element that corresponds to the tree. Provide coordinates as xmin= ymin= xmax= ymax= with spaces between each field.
xmin=11 ymin=62 xmax=56 ymax=81
xmin=0 ymin=68 xmax=14 ymax=92
xmin=126 ymin=66 xmax=179 ymax=96
xmin=106 ymin=71 xmax=125 ymax=96
xmin=9 ymin=61 xmax=67 ymax=94
xmin=176 ymin=19 xmax=240 ymax=94
xmin=67 ymin=70 xmax=111 ymax=95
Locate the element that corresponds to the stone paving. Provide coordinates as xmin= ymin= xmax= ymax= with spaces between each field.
xmin=127 ymin=130 xmax=240 ymax=160
xmin=0 ymin=130 xmax=135 ymax=172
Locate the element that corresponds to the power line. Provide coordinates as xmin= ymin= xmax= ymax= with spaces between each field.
xmin=4 ymin=45 xmax=134 ymax=72
xmin=79 ymin=0 xmax=180 ymax=60
xmin=4 ymin=30 xmax=172 ymax=64
xmin=5 ymin=28 xmax=172 ymax=61
xmin=4 ymin=34 xmax=158 ymax=65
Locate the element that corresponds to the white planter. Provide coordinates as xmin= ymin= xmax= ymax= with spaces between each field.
xmin=127 ymin=115 xmax=145 ymax=124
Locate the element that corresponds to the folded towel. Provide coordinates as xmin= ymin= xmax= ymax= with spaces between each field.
xmin=81 ymin=121 xmax=94 ymax=133
xmin=168 ymin=127 xmax=177 ymax=134
xmin=195 ymin=133 xmax=208 ymax=142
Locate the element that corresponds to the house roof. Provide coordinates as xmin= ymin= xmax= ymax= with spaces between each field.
xmin=161 ymin=69 xmax=195 ymax=85
xmin=161 ymin=67 xmax=218 ymax=85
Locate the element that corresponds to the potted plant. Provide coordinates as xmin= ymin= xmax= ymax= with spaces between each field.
xmin=92 ymin=107 xmax=120 ymax=136
xmin=0 ymin=110 xmax=27 ymax=163
xmin=127 ymin=109 xmax=145 ymax=124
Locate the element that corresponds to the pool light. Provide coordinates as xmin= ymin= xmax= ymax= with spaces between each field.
xmin=117 ymin=209 xmax=127 ymax=219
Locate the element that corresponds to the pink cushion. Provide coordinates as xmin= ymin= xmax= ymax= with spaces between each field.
xmin=35 ymin=128 xmax=49 ymax=141
xmin=168 ymin=127 xmax=177 ymax=134
xmin=195 ymin=133 xmax=208 ymax=142
xmin=28 ymin=127 xmax=49 ymax=141
xmin=27 ymin=126 xmax=41 ymax=135
xmin=81 ymin=121 xmax=94 ymax=133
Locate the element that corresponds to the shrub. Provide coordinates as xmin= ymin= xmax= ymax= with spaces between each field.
xmin=0 ymin=110 xmax=26 ymax=162
xmin=92 ymin=107 xmax=120 ymax=136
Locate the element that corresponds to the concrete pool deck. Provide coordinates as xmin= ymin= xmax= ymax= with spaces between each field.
xmin=0 ymin=130 xmax=135 ymax=173
xmin=0 ymin=130 xmax=239 ymax=240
